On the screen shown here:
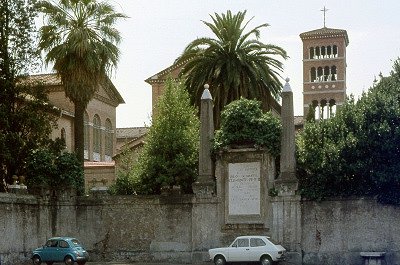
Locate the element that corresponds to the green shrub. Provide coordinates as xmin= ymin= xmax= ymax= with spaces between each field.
xmin=213 ymin=98 xmax=282 ymax=156
xmin=297 ymin=58 xmax=400 ymax=204
xmin=26 ymin=148 xmax=84 ymax=195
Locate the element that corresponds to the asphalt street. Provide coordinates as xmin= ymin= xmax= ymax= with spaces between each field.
xmin=85 ymin=263 xmax=211 ymax=265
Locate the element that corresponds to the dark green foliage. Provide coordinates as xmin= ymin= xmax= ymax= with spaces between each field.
xmin=213 ymin=98 xmax=282 ymax=157
xmin=0 ymin=0 xmax=59 ymax=190
xmin=112 ymin=78 xmax=200 ymax=195
xmin=26 ymin=148 xmax=85 ymax=195
xmin=109 ymin=145 xmax=141 ymax=195
xmin=175 ymin=10 xmax=287 ymax=128
xmin=297 ymin=58 xmax=400 ymax=204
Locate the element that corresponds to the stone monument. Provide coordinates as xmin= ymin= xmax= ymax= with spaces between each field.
xmin=193 ymin=85 xmax=215 ymax=197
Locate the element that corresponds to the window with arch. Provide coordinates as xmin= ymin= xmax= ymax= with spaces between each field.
xmin=105 ymin=119 xmax=113 ymax=161
xmin=312 ymin=100 xmax=319 ymax=120
xmin=61 ymin=128 xmax=66 ymax=144
xmin=320 ymin=99 xmax=328 ymax=119
xmin=310 ymin=65 xmax=338 ymax=82
xmin=93 ymin=114 xmax=101 ymax=161
xmin=310 ymin=67 xmax=316 ymax=82
xmin=329 ymin=99 xmax=337 ymax=117
xmin=84 ymin=112 xmax=89 ymax=159
xmin=309 ymin=45 xmax=339 ymax=59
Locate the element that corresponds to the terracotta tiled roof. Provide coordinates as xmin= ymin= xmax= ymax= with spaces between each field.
xmin=23 ymin=73 xmax=62 ymax=86
xmin=145 ymin=60 xmax=188 ymax=84
xmin=300 ymin=27 xmax=349 ymax=46
xmin=24 ymin=73 xmax=124 ymax=104
xmin=116 ymin=127 xmax=149 ymax=139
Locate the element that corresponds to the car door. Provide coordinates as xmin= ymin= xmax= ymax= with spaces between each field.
xmin=248 ymin=237 xmax=268 ymax=262
xmin=228 ymin=238 xmax=250 ymax=262
xmin=42 ymin=239 xmax=59 ymax=261
xmin=58 ymin=239 xmax=71 ymax=261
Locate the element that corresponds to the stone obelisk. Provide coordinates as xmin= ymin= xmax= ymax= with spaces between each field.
xmin=193 ymin=84 xmax=215 ymax=197
xmin=276 ymin=78 xmax=298 ymax=195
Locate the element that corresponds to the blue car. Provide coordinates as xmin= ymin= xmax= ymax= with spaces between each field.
xmin=32 ymin=237 xmax=89 ymax=265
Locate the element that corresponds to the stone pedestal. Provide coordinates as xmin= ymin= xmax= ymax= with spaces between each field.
xmin=192 ymin=181 xmax=215 ymax=197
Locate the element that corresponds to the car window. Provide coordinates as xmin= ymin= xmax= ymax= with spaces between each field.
xmin=46 ymin=240 xmax=58 ymax=247
xmin=71 ymin=239 xmax=82 ymax=246
xmin=231 ymin=240 xmax=238 ymax=247
xmin=237 ymin=238 xmax=249 ymax=247
xmin=250 ymin=238 xmax=266 ymax=247
xmin=59 ymin=240 xmax=69 ymax=248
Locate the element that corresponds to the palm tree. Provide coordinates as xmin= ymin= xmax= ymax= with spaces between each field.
xmin=37 ymin=0 xmax=127 ymax=164
xmin=175 ymin=10 xmax=288 ymax=128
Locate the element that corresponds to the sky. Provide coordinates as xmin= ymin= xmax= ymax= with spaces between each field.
xmin=108 ymin=0 xmax=400 ymax=128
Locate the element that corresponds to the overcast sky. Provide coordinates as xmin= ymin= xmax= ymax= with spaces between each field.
xmin=109 ymin=0 xmax=400 ymax=128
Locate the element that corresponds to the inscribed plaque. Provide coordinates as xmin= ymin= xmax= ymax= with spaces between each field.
xmin=228 ymin=162 xmax=261 ymax=215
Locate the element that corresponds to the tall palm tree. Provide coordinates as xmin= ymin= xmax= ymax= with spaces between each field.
xmin=37 ymin=0 xmax=127 ymax=164
xmin=175 ymin=10 xmax=288 ymax=128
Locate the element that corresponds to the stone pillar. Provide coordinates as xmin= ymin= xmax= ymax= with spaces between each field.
xmin=276 ymin=78 xmax=298 ymax=194
xmin=193 ymin=85 xmax=215 ymax=197
xmin=273 ymin=78 xmax=301 ymax=264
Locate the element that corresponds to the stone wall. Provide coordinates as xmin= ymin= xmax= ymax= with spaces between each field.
xmin=0 ymin=192 xmax=220 ymax=265
xmin=1 ymin=192 xmax=400 ymax=265
xmin=301 ymin=198 xmax=400 ymax=265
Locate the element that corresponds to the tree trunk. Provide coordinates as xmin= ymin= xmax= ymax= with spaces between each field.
xmin=74 ymin=101 xmax=85 ymax=166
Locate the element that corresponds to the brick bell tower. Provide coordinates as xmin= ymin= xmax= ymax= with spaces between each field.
xmin=300 ymin=7 xmax=349 ymax=119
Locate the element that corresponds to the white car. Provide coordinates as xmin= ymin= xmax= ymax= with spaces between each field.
xmin=209 ymin=235 xmax=286 ymax=265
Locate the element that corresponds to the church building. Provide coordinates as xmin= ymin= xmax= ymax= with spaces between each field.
xmin=27 ymin=73 xmax=125 ymax=189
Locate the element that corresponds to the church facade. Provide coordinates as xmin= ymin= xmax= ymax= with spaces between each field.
xmin=27 ymin=73 xmax=124 ymax=189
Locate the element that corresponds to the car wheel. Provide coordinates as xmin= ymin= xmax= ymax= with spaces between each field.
xmin=64 ymin=255 xmax=74 ymax=265
xmin=32 ymin=255 xmax=41 ymax=265
xmin=260 ymin=255 xmax=273 ymax=265
xmin=214 ymin=255 xmax=226 ymax=265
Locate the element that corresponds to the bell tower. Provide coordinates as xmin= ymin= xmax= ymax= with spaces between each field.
xmin=300 ymin=10 xmax=349 ymax=119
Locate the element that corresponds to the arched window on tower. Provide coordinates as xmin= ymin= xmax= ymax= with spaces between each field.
xmin=315 ymin=46 xmax=321 ymax=59
xmin=93 ymin=114 xmax=101 ymax=161
xmin=317 ymin=67 xmax=323 ymax=82
xmin=329 ymin=99 xmax=337 ymax=117
xmin=333 ymin=45 xmax=338 ymax=57
xmin=84 ymin=112 xmax=89 ymax=160
xmin=324 ymin=66 xmax=330 ymax=81
xmin=321 ymin=46 xmax=326 ymax=58
xmin=312 ymin=100 xmax=319 ymax=120
xmin=105 ymin=119 xmax=113 ymax=162
xmin=320 ymin=99 xmax=328 ymax=119
xmin=310 ymin=67 xmax=316 ymax=82
xmin=327 ymin=46 xmax=332 ymax=57
xmin=309 ymin=47 xmax=314 ymax=59
xmin=331 ymin=66 xmax=337 ymax=81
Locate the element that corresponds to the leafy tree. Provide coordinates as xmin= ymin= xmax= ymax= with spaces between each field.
xmin=297 ymin=58 xmax=400 ymax=204
xmin=26 ymin=146 xmax=85 ymax=195
xmin=0 ymin=0 xmax=58 ymax=190
xmin=36 ymin=0 xmax=127 ymax=164
xmin=175 ymin=10 xmax=288 ymax=128
xmin=112 ymin=78 xmax=199 ymax=195
xmin=213 ymin=98 xmax=281 ymax=157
